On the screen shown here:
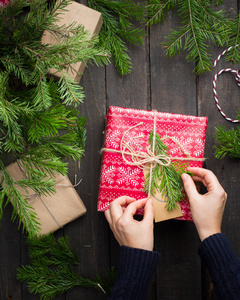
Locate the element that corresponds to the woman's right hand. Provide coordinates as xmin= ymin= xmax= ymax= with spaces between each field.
xmin=182 ymin=167 xmax=227 ymax=241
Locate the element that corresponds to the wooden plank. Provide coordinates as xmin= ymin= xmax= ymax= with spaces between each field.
xmin=65 ymin=62 xmax=111 ymax=299
xmin=106 ymin=13 xmax=152 ymax=298
xmin=198 ymin=2 xmax=239 ymax=299
xmin=149 ymin=9 xmax=202 ymax=300
xmin=0 ymin=204 xmax=22 ymax=300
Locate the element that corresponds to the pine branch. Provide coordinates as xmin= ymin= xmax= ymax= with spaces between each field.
xmin=147 ymin=0 xmax=177 ymax=26
xmin=147 ymin=0 xmax=232 ymax=74
xmin=143 ymin=131 xmax=191 ymax=210
xmin=0 ymin=160 xmax=41 ymax=237
xmin=214 ymin=126 xmax=240 ymax=159
xmin=58 ymin=72 xmax=85 ymax=106
xmin=0 ymin=1 xmax=94 ymax=236
xmin=224 ymin=13 xmax=240 ymax=63
xmin=88 ymin=0 xmax=145 ymax=76
xmin=17 ymin=235 xmax=116 ymax=299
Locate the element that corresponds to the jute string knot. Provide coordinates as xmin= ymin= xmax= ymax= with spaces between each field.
xmin=101 ymin=111 xmax=205 ymax=198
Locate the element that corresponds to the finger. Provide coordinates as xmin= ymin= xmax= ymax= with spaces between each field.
xmin=182 ymin=173 xmax=200 ymax=202
xmin=109 ymin=196 xmax=136 ymax=222
xmin=123 ymin=198 xmax=148 ymax=219
xmin=143 ymin=198 xmax=154 ymax=224
xmin=191 ymin=175 xmax=207 ymax=186
xmin=104 ymin=209 xmax=112 ymax=225
xmin=187 ymin=167 xmax=222 ymax=191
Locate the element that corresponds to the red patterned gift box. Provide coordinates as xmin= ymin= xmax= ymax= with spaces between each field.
xmin=98 ymin=106 xmax=208 ymax=222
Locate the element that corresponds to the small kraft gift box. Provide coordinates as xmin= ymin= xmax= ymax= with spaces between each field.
xmin=97 ymin=106 xmax=208 ymax=222
xmin=3 ymin=161 xmax=87 ymax=235
xmin=41 ymin=1 xmax=103 ymax=82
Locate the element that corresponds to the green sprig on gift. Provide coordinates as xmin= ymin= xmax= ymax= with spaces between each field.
xmin=17 ymin=235 xmax=116 ymax=300
xmin=144 ymin=130 xmax=192 ymax=210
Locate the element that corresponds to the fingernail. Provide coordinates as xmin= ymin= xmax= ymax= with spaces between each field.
xmin=182 ymin=173 xmax=188 ymax=180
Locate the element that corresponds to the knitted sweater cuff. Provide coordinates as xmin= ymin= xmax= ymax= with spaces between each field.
xmin=110 ymin=246 xmax=160 ymax=299
xmin=118 ymin=246 xmax=161 ymax=281
xmin=198 ymin=233 xmax=238 ymax=270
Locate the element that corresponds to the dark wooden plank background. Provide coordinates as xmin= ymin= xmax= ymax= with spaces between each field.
xmin=1 ymin=1 xmax=240 ymax=299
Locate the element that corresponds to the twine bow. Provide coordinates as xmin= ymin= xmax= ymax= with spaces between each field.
xmin=101 ymin=111 xmax=205 ymax=198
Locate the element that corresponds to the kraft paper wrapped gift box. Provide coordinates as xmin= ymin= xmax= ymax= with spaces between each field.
xmin=97 ymin=106 xmax=208 ymax=222
xmin=4 ymin=162 xmax=87 ymax=235
xmin=41 ymin=1 xmax=103 ymax=82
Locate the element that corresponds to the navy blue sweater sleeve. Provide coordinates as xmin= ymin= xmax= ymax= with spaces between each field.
xmin=198 ymin=233 xmax=240 ymax=300
xmin=109 ymin=246 xmax=160 ymax=300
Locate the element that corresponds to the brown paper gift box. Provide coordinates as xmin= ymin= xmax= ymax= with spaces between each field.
xmin=41 ymin=1 xmax=103 ymax=82
xmin=4 ymin=162 xmax=87 ymax=235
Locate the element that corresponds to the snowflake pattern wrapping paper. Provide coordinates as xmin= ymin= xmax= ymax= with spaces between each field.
xmin=98 ymin=106 xmax=208 ymax=221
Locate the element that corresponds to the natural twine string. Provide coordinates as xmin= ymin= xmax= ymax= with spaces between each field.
xmin=101 ymin=111 xmax=205 ymax=198
xmin=17 ymin=161 xmax=81 ymax=229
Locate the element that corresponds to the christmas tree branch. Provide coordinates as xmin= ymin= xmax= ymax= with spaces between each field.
xmin=87 ymin=0 xmax=145 ymax=76
xmin=0 ymin=160 xmax=41 ymax=237
xmin=147 ymin=0 xmax=233 ymax=74
xmin=214 ymin=126 xmax=240 ymax=159
xmin=17 ymin=235 xmax=116 ymax=299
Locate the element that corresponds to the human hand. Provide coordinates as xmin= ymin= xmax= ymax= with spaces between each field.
xmin=181 ymin=167 xmax=227 ymax=242
xmin=104 ymin=196 xmax=154 ymax=251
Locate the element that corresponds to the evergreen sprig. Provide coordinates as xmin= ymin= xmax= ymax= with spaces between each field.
xmin=88 ymin=0 xmax=145 ymax=75
xmin=214 ymin=126 xmax=240 ymax=159
xmin=223 ymin=13 xmax=240 ymax=63
xmin=0 ymin=0 xmax=109 ymax=236
xmin=147 ymin=0 xmax=232 ymax=74
xmin=17 ymin=235 xmax=116 ymax=300
xmin=0 ymin=93 xmax=86 ymax=236
xmin=144 ymin=130 xmax=191 ymax=210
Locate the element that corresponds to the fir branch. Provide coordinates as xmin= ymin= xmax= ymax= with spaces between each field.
xmin=20 ymin=153 xmax=68 ymax=177
xmin=88 ymin=0 xmax=145 ymax=75
xmin=147 ymin=0 xmax=232 ymax=74
xmin=214 ymin=126 xmax=240 ymax=159
xmin=58 ymin=72 xmax=85 ymax=106
xmin=0 ymin=160 xmax=41 ymax=237
xmin=17 ymin=235 xmax=116 ymax=299
xmin=147 ymin=0 xmax=177 ymax=26
xmin=27 ymin=102 xmax=73 ymax=143
xmin=32 ymin=77 xmax=52 ymax=110
xmin=0 ymin=1 xmax=93 ymax=236
xmin=144 ymin=131 xmax=191 ymax=210
xmin=224 ymin=13 xmax=240 ymax=63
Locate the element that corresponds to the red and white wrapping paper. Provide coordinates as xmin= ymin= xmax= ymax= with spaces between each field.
xmin=98 ymin=106 xmax=208 ymax=221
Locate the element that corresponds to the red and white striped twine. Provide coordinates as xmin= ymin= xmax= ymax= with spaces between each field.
xmin=213 ymin=44 xmax=240 ymax=123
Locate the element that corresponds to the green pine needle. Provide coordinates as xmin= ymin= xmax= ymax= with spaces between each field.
xmin=88 ymin=0 xmax=145 ymax=76
xmin=146 ymin=0 xmax=232 ymax=74
xmin=144 ymin=130 xmax=191 ymax=210
xmin=17 ymin=235 xmax=116 ymax=299
xmin=214 ymin=126 xmax=240 ymax=159
xmin=0 ymin=0 xmax=95 ymax=236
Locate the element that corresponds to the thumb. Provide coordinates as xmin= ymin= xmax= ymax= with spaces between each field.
xmin=143 ymin=198 xmax=154 ymax=224
xmin=123 ymin=198 xmax=148 ymax=219
xmin=182 ymin=173 xmax=199 ymax=203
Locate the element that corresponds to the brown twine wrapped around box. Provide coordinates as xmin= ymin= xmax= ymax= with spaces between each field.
xmin=101 ymin=111 xmax=205 ymax=198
